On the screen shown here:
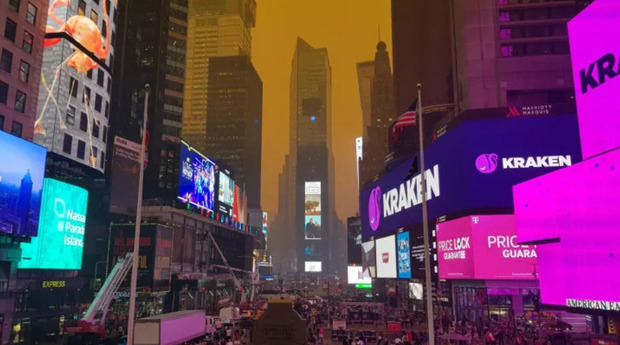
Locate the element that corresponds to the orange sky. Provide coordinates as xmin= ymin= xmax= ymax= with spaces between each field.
xmin=253 ymin=0 xmax=392 ymax=221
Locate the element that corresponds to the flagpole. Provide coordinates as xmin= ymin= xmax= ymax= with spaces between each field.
xmin=417 ymin=83 xmax=435 ymax=345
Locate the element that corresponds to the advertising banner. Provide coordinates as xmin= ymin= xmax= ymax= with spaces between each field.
xmin=178 ymin=140 xmax=216 ymax=212
xmin=360 ymin=116 xmax=582 ymax=241
xmin=19 ymin=179 xmax=88 ymax=269
xmin=514 ymin=148 xmax=620 ymax=308
xmin=304 ymin=182 xmax=321 ymax=240
xmin=0 ymin=131 xmax=47 ymax=237
xmin=568 ymin=0 xmax=620 ymax=158
xmin=397 ymin=231 xmax=411 ymax=279
xmin=347 ymin=266 xmax=372 ymax=285
xmin=262 ymin=212 xmax=268 ymax=244
xmin=109 ymin=136 xmax=140 ymax=215
xmin=217 ymin=170 xmax=234 ymax=220
xmin=436 ymin=215 xmax=537 ymax=280
xmin=376 ymin=235 xmax=397 ymax=278
xmin=361 ymin=241 xmax=376 ymax=278
xmin=305 ymin=261 xmax=322 ymax=272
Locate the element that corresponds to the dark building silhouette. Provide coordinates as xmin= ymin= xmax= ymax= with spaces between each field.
xmin=17 ymin=170 xmax=33 ymax=234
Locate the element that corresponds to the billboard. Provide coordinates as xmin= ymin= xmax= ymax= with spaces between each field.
xmin=361 ymin=240 xmax=376 ymax=278
xmin=304 ymin=182 xmax=321 ymax=240
xmin=217 ymin=170 xmax=234 ymax=221
xmin=376 ymin=235 xmax=397 ymax=278
xmin=397 ymin=231 xmax=411 ymax=279
xmin=19 ymin=179 xmax=88 ymax=269
xmin=513 ymin=148 xmax=620 ymax=308
xmin=568 ymin=0 xmax=620 ymax=158
xmin=360 ymin=115 xmax=582 ymax=241
xmin=178 ymin=140 xmax=216 ymax=212
xmin=233 ymin=184 xmax=241 ymax=223
xmin=409 ymin=282 xmax=423 ymax=300
xmin=305 ymin=261 xmax=322 ymax=273
xmin=262 ymin=212 xmax=268 ymax=244
xmin=109 ymin=136 xmax=140 ymax=215
xmin=436 ymin=215 xmax=537 ymax=280
xmin=347 ymin=266 xmax=372 ymax=285
xmin=0 ymin=131 xmax=47 ymax=237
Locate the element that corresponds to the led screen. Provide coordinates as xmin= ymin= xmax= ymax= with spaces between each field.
xmin=304 ymin=261 xmax=322 ymax=272
xmin=568 ymin=0 xmax=620 ymax=158
xmin=178 ymin=140 xmax=216 ymax=212
xmin=361 ymin=241 xmax=376 ymax=278
xmin=409 ymin=282 xmax=423 ymax=300
xmin=360 ymin=115 xmax=582 ymax=241
xmin=376 ymin=235 xmax=397 ymax=278
xmin=436 ymin=215 xmax=538 ymax=280
xmin=304 ymin=181 xmax=321 ymax=240
xmin=0 ymin=131 xmax=47 ymax=237
xmin=218 ymin=171 xmax=234 ymax=206
xmin=233 ymin=184 xmax=240 ymax=223
xmin=262 ymin=212 xmax=268 ymax=243
xmin=397 ymin=231 xmax=411 ymax=279
xmin=513 ymin=149 xmax=620 ymax=308
xmin=347 ymin=266 xmax=372 ymax=285
xmin=19 ymin=179 xmax=88 ymax=269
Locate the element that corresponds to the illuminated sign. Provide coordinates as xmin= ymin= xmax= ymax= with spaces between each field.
xmin=304 ymin=182 xmax=321 ymax=240
xmin=355 ymin=137 xmax=363 ymax=160
xmin=376 ymin=235 xmax=396 ymax=279
xmin=347 ymin=266 xmax=371 ymax=285
xmin=397 ymin=232 xmax=411 ymax=279
xmin=42 ymin=280 xmax=66 ymax=288
xmin=305 ymin=261 xmax=322 ymax=272
xmin=178 ymin=140 xmax=216 ymax=212
xmin=355 ymin=283 xmax=372 ymax=290
xmin=19 ymin=179 xmax=89 ymax=270
xmin=361 ymin=241 xmax=376 ymax=278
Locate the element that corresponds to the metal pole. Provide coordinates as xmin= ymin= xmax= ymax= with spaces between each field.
xmin=127 ymin=84 xmax=150 ymax=345
xmin=417 ymin=83 xmax=435 ymax=345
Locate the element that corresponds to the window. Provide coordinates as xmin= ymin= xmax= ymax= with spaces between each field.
xmin=9 ymin=0 xmax=20 ymax=12
xmin=86 ymin=69 xmax=92 ymax=79
xmin=0 ymin=80 xmax=7 ymax=104
xmin=62 ymin=134 xmax=72 ymax=154
xmin=90 ymin=10 xmax=98 ymax=24
xmin=66 ymin=105 xmax=76 ymax=126
xmin=69 ymin=77 xmax=78 ymax=98
xmin=77 ymin=140 xmax=85 ymax=159
xmin=106 ymin=77 xmax=111 ymax=94
xmin=78 ymin=0 xmax=86 ymax=16
xmin=97 ymin=69 xmax=104 ymax=86
xmin=101 ymin=21 xmax=107 ymax=38
xmin=91 ymin=146 xmax=98 ymax=161
xmin=14 ymin=90 xmax=26 ymax=113
xmin=11 ymin=121 xmax=22 ymax=137
xmin=18 ymin=60 xmax=29 ymax=82
xmin=22 ymin=31 xmax=34 ymax=54
xmin=105 ymin=101 xmax=109 ymax=118
xmin=0 ymin=114 xmax=4 ymax=130
xmin=26 ymin=3 xmax=37 ymax=24
xmin=79 ymin=112 xmax=88 ymax=131
xmin=100 ymin=151 xmax=105 ymax=168
xmin=83 ymin=86 xmax=91 ymax=105
xmin=102 ymin=126 xmax=107 ymax=143
xmin=0 ymin=49 xmax=13 ymax=73
xmin=92 ymin=119 xmax=99 ymax=138
xmin=4 ymin=18 xmax=17 ymax=42
xmin=94 ymin=93 xmax=102 ymax=112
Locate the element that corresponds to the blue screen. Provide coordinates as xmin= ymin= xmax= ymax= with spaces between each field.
xmin=0 ymin=131 xmax=47 ymax=237
xmin=360 ymin=115 xmax=582 ymax=240
xmin=397 ymin=231 xmax=411 ymax=279
xmin=178 ymin=141 xmax=216 ymax=212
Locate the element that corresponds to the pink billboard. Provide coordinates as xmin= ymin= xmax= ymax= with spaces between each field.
xmin=568 ymin=0 xmax=620 ymax=158
xmin=437 ymin=215 xmax=537 ymax=280
xmin=513 ymin=148 xmax=620 ymax=308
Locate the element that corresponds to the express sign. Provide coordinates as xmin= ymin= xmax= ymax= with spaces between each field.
xmin=360 ymin=114 xmax=582 ymax=240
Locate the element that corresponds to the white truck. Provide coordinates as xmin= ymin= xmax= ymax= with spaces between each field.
xmin=133 ymin=310 xmax=206 ymax=345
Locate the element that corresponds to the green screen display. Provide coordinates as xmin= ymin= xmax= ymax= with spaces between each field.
xmin=19 ymin=178 xmax=88 ymax=269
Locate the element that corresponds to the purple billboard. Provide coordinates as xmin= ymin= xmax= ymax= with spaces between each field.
xmin=568 ymin=0 xmax=620 ymax=159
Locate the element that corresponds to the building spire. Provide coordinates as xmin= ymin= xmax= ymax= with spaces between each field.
xmin=378 ymin=24 xmax=381 ymax=42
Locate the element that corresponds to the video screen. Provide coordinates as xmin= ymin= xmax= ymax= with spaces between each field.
xmin=178 ymin=141 xmax=216 ymax=211
xmin=397 ymin=231 xmax=412 ymax=279
xmin=409 ymin=282 xmax=423 ymax=300
xmin=361 ymin=241 xmax=376 ymax=278
xmin=376 ymin=235 xmax=397 ymax=278
xmin=348 ymin=266 xmax=372 ymax=285
xmin=0 ymin=131 xmax=47 ymax=237
xmin=218 ymin=171 xmax=234 ymax=206
xmin=19 ymin=179 xmax=88 ymax=269
xmin=304 ymin=181 xmax=321 ymax=240
xmin=305 ymin=261 xmax=322 ymax=272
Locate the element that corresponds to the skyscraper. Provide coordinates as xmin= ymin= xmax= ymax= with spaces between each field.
xmin=0 ymin=0 xmax=48 ymax=141
xmin=356 ymin=61 xmax=374 ymax=139
xmin=182 ymin=0 xmax=256 ymax=153
xmin=205 ymin=56 xmax=262 ymax=208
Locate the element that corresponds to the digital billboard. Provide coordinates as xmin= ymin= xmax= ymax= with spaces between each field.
xmin=233 ymin=184 xmax=241 ymax=223
xmin=19 ymin=179 xmax=88 ymax=270
xmin=360 ymin=115 xmax=582 ymax=241
xmin=0 ymin=131 xmax=47 ymax=237
xmin=409 ymin=282 xmax=423 ymax=300
xmin=361 ymin=241 xmax=376 ymax=278
xmin=304 ymin=182 xmax=321 ymax=240
xmin=262 ymin=212 xmax=268 ymax=244
xmin=436 ymin=215 xmax=537 ymax=280
xmin=218 ymin=171 xmax=234 ymax=206
xmin=568 ymin=0 xmax=620 ymax=159
xmin=109 ymin=136 xmax=140 ymax=215
xmin=347 ymin=266 xmax=372 ymax=285
xmin=397 ymin=231 xmax=411 ymax=279
xmin=178 ymin=140 xmax=216 ymax=212
xmin=305 ymin=261 xmax=322 ymax=273
xmin=376 ymin=235 xmax=397 ymax=278
xmin=513 ymin=148 xmax=620 ymax=308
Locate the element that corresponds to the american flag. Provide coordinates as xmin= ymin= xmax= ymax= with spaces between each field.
xmin=391 ymin=99 xmax=417 ymax=143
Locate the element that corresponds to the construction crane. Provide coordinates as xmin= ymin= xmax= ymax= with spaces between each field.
xmin=66 ymin=253 xmax=134 ymax=340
